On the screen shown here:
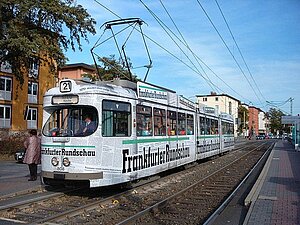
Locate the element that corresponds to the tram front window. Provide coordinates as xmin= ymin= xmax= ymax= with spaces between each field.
xmin=42 ymin=106 xmax=98 ymax=137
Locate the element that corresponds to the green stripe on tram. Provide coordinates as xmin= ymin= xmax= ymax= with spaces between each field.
xmin=123 ymin=137 xmax=189 ymax=145
xmin=197 ymin=135 xmax=219 ymax=139
xmin=41 ymin=144 xmax=96 ymax=148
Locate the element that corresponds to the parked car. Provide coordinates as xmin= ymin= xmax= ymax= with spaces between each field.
xmin=14 ymin=149 xmax=26 ymax=163
xmin=256 ymin=134 xmax=265 ymax=140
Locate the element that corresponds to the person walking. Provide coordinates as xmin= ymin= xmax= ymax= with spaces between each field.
xmin=23 ymin=129 xmax=41 ymax=181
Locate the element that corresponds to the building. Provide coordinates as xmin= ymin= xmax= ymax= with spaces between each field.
xmin=240 ymin=103 xmax=249 ymax=137
xmin=248 ymin=106 xmax=260 ymax=136
xmin=258 ymin=110 xmax=268 ymax=134
xmin=248 ymin=106 xmax=268 ymax=137
xmin=0 ymin=60 xmax=56 ymax=132
xmin=196 ymin=92 xmax=240 ymax=136
xmin=58 ymin=63 xmax=96 ymax=81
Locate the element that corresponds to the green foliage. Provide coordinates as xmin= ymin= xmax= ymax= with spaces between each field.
xmin=267 ymin=108 xmax=285 ymax=134
xmin=0 ymin=0 xmax=96 ymax=84
xmin=96 ymin=55 xmax=140 ymax=82
xmin=237 ymin=105 xmax=249 ymax=133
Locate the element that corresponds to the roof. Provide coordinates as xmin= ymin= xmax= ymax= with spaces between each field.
xmin=249 ymin=105 xmax=263 ymax=112
xmin=59 ymin=63 xmax=96 ymax=71
xmin=196 ymin=93 xmax=241 ymax=103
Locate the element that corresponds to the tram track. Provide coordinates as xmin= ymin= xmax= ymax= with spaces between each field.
xmin=0 ymin=140 xmax=275 ymax=224
xmin=115 ymin=141 xmax=274 ymax=225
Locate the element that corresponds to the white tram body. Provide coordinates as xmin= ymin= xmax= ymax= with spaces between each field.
xmin=41 ymin=79 xmax=234 ymax=187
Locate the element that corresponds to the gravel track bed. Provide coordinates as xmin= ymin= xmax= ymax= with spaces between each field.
xmin=0 ymin=141 xmax=274 ymax=224
xmin=62 ymin=141 xmax=274 ymax=224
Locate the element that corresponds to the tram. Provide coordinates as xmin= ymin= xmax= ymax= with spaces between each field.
xmin=41 ymin=78 xmax=234 ymax=187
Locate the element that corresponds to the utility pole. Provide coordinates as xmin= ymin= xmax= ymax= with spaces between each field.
xmin=289 ymin=97 xmax=294 ymax=116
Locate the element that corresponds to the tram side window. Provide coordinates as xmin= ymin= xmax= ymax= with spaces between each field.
xmin=200 ymin=116 xmax=205 ymax=135
xmin=229 ymin=123 xmax=234 ymax=134
xmin=167 ymin=110 xmax=177 ymax=136
xmin=178 ymin=113 xmax=186 ymax=135
xmin=222 ymin=122 xmax=229 ymax=135
xmin=211 ymin=119 xmax=218 ymax=135
xmin=215 ymin=119 xmax=219 ymax=134
xmin=136 ymin=105 xmax=153 ymax=136
xmin=206 ymin=118 xmax=211 ymax=135
xmin=187 ymin=114 xmax=194 ymax=135
xmin=102 ymin=100 xmax=131 ymax=137
xmin=154 ymin=108 xmax=166 ymax=136
xmin=222 ymin=122 xmax=225 ymax=135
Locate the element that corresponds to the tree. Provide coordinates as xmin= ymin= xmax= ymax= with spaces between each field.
xmin=0 ymin=0 xmax=96 ymax=84
xmin=237 ymin=105 xmax=249 ymax=134
xmin=267 ymin=108 xmax=285 ymax=134
xmin=96 ymin=55 xmax=139 ymax=82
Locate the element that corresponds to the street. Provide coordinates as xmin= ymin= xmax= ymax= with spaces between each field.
xmin=0 ymin=161 xmax=42 ymax=197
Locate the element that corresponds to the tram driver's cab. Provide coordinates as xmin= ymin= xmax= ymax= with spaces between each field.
xmin=42 ymin=106 xmax=98 ymax=137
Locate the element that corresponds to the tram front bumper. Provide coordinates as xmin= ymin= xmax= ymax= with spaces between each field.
xmin=42 ymin=171 xmax=103 ymax=180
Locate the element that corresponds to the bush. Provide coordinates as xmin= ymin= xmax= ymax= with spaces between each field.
xmin=0 ymin=130 xmax=27 ymax=156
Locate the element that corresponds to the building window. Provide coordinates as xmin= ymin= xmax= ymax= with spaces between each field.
xmin=0 ymin=105 xmax=11 ymax=128
xmin=215 ymin=105 xmax=219 ymax=114
xmin=25 ymin=107 xmax=37 ymax=129
xmin=203 ymin=97 xmax=207 ymax=102
xmin=0 ymin=61 xmax=12 ymax=73
xmin=0 ymin=77 xmax=12 ymax=101
xmin=229 ymin=101 xmax=232 ymax=115
xmin=29 ymin=58 xmax=39 ymax=78
xmin=28 ymin=82 xmax=38 ymax=103
xmin=215 ymin=97 xmax=218 ymax=101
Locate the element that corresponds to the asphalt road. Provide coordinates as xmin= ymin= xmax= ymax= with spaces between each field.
xmin=0 ymin=160 xmax=42 ymax=197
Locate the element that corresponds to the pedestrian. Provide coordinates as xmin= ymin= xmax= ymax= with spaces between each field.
xmin=23 ymin=129 xmax=41 ymax=181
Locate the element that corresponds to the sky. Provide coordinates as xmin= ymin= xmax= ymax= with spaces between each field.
xmin=64 ymin=0 xmax=300 ymax=115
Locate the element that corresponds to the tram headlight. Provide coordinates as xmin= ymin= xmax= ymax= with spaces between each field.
xmin=51 ymin=157 xmax=59 ymax=166
xmin=63 ymin=157 xmax=70 ymax=167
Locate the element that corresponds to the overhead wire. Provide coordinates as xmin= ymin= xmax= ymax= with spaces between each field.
xmin=196 ymin=0 xmax=263 ymax=107
xmin=158 ymin=0 xmax=218 ymax=92
xmin=214 ymin=0 xmax=266 ymax=104
xmin=93 ymin=0 xmax=256 ymax=105
xmin=139 ymin=0 xmax=218 ymax=91
xmin=151 ymin=0 xmax=253 ymax=102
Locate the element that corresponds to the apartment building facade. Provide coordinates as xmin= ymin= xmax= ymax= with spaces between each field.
xmin=0 ymin=60 xmax=56 ymax=132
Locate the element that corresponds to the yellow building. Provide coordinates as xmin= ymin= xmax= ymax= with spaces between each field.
xmin=0 ymin=60 xmax=56 ymax=132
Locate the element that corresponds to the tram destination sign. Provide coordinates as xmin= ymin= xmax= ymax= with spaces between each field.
xmin=52 ymin=95 xmax=79 ymax=104
xmin=137 ymin=82 xmax=168 ymax=104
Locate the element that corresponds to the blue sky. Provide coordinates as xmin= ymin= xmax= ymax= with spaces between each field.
xmin=65 ymin=0 xmax=300 ymax=115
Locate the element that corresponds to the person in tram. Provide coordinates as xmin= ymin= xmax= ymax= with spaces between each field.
xmin=77 ymin=115 xmax=97 ymax=136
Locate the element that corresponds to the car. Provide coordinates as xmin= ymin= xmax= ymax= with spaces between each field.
xmin=14 ymin=149 xmax=26 ymax=163
xmin=256 ymin=134 xmax=265 ymax=140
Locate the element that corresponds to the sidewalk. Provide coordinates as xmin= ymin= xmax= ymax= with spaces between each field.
xmin=0 ymin=161 xmax=42 ymax=198
xmin=243 ymin=140 xmax=300 ymax=225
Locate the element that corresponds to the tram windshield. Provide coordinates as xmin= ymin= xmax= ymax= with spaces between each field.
xmin=42 ymin=106 xmax=98 ymax=137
